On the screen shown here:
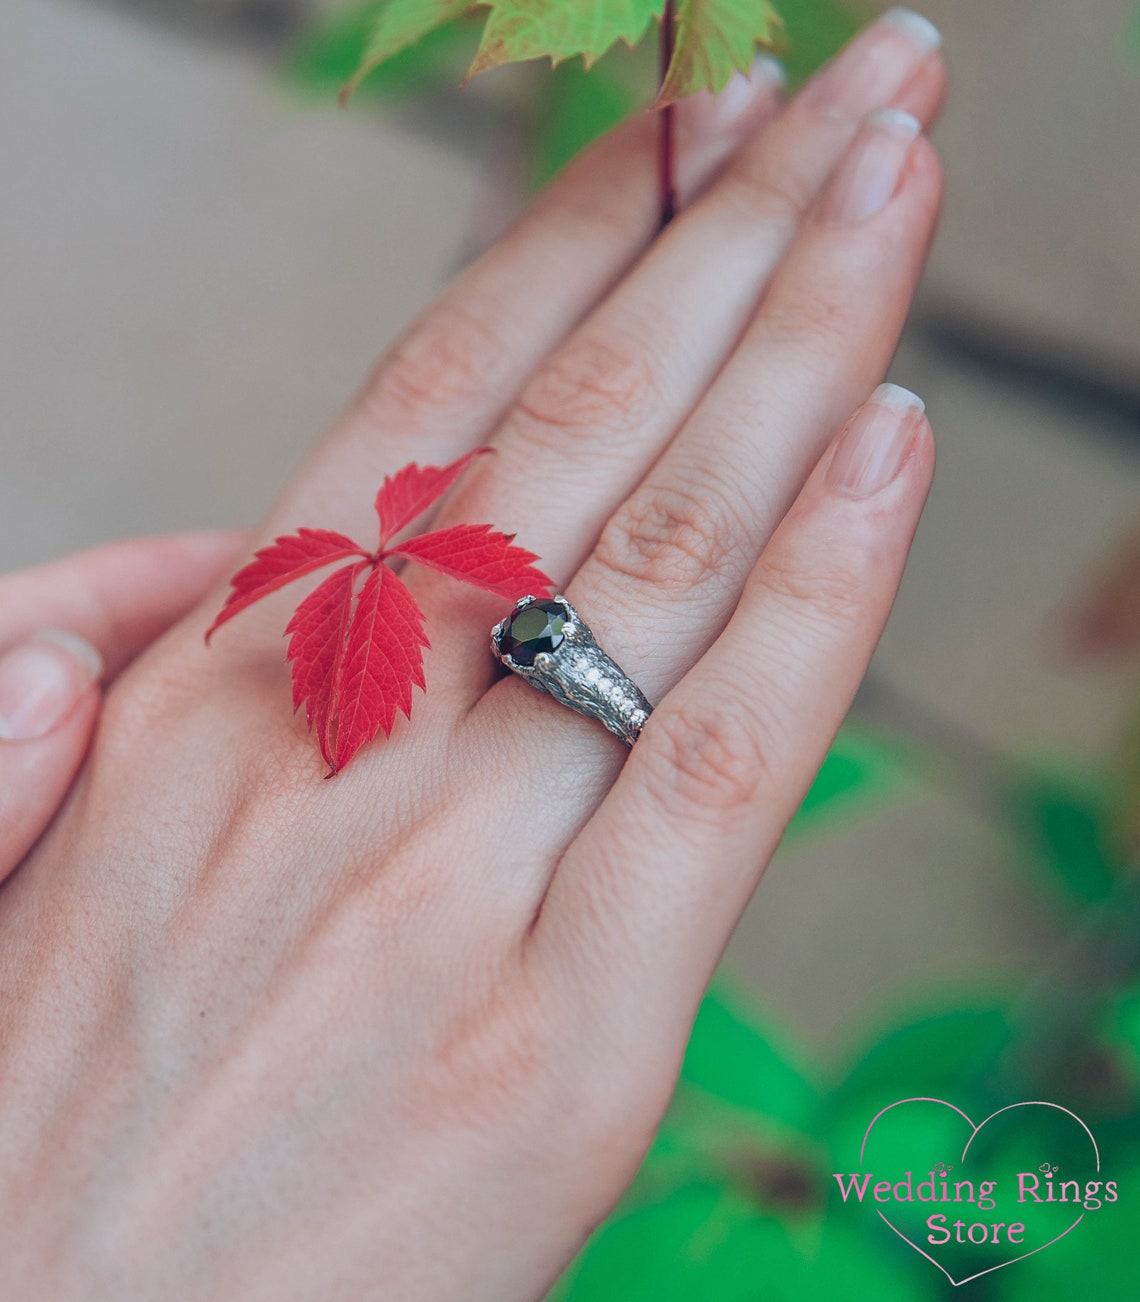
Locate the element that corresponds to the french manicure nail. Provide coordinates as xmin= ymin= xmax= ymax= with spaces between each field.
xmin=820 ymin=108 xmax=920 ymax=225
xmin=0 ymin=631 xmax=103 ymax=742
xmin=688 ymin=54 xmax=786 ymax=136
xmin=828 ymin=384 xmax=925 ymax=498
xmin=881 ymin=8 xmax=943 ymax=52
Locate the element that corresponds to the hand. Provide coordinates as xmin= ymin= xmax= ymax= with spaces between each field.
xmin=0 ymin=531 xmax=242 ymax=875
xmin=0 ymin=13 xmax=945 ymax=1300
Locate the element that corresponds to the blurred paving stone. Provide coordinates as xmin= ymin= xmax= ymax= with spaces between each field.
xmin=0 ymin=0 xmax=478 ymax=568
xmin=918 ymin=0 xmax=1140 ymax=393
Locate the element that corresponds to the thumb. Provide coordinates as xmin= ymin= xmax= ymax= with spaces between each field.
xmin=0 ymin=631 xmax=103 ymax=877
xmin=0 ymin=530 xmax=246 ymax=880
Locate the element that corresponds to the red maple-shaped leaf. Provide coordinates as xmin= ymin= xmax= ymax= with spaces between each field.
xmin=206 ymin=528 xmax=368 ymax=640
xmin=333 ymin=565 xmax=430 ymax=773
xmin=389 ymin=524 xmax=551 ymax=601
xmin=284 ymin=560 xmax=367 ymax=768
xmin=208 ymin=450 xmax=553 ymax=776
xmin=373 ymin=447 xmax=488 ymax=547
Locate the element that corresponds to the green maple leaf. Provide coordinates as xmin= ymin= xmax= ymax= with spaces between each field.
xmin=344 ymin=0 xmax=473 ymax=98
xmin=469 ymin=0 xmax=662 ymax=76
xmin=658 ymin=0 xmax=784 ymax=105
xmin=345 ymin=0 xmax=782 ymax=103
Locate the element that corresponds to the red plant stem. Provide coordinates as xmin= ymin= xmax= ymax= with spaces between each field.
xmin=657 ymin=0 xmax=677 ymax=229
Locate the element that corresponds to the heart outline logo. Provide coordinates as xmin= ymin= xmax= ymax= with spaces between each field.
xmin=859 ymin=1098 xmax=1100 ymax=1287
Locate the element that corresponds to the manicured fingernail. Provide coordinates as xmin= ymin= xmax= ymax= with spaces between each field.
xmin=828 ymin=384 xmax=925 ymax=498
xmin=813 ymin=8 xmax=941 ymax=120
xmin=881 ymin=8 xmax=942 ymax=51
xmin=685 ymin=54 xmax=786 ymax=136
xmin=750 ymin=54 xmax=788 ymax=92
xmin=0 ymin=631 xmax=103 ymax=742
xmin=820 ymin=108 xmax=920 ymax=225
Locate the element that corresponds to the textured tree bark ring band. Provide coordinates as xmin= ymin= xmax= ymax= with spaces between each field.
xmin=490 ymin=595 xmax=652 ymax=747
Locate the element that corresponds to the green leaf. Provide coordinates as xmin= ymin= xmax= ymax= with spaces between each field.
xmin=1093 ymin=981 xmax=1140 ymax=1104
xmin=786 ymin=725 xmax=912 ymax=839
xmin=657 ymin=0 xmax=783 ymax=105
xmin=1004 ymin=761 xmax=1125 ymax=907
xmin=988 ymin=1161 xmax=1137 ymax=1302
xmin=680 ymin=984 xmax=818 ymax=1129
xmin=284 ymin=2 xmax=476 ymax=101
xmin=833 ymin=999 xmax=1014 ymax=1105
xmin=346 ymin=0 xmax=476 ymax=98
xmin=549 ymin=1172 xmax=936 ymax=1302
xmin=548 ymin=1183 xmax=804 ymax=1302
xmin=469 ymin=0 xmax=664 ymax=78
xmin=824 ymin=996 xmax=1015 ymax=1169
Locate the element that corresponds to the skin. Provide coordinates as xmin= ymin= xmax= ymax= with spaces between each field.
xmin=0 ymin=16 xmax=946 ymax=1301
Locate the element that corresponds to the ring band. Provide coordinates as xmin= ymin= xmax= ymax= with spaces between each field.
xmin=491 ymin=595 xmax=652 ymax=747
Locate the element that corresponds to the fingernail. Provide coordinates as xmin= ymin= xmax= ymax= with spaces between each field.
xmin=881 ymin=8 xmax=943 ymax=52
xmin=684 ymin=54 xmax=786 ymax=136
xmin=0 ymin=631 xmax=103 ymax=742
xmin=820 ymin=108 xmax=920 ymax=225
xmin=813 ymin=8 xmax=941 ymax=120
xmin=828 ymin=384 xmax=925 ymax=498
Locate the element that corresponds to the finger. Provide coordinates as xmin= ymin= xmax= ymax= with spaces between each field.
xmin=0 ymin=631 xmax=102 ymax=879
xmin=416 ymin=8 xmax=943 ymax=653
xmin=534 ymin=387 xmax=934 ymax=1031
xmin=260 ymin=64 xmax=786 ymax=544
xmin=0 ymin=531 xmax=246 ymax=679
xmin=562 ymin=119 xmax=943 ymax=700
xmin=473 ymin=105 xmax=941 ymax=849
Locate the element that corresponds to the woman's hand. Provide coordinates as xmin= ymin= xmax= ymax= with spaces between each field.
xmin=0 ymin=531 xmax=242 ymax=874
xmin=0 ymin=12 xmax=945 ymax=1300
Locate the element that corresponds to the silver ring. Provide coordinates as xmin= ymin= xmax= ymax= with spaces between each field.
xmin=490 ymin=595 xmax=652 ymax=747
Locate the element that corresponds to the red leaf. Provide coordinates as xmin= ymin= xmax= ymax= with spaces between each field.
xmin=207 ymin=456 xmax=553 ymax=776
xmin=332 ymin=565 xmax=430 ymax=774
xmin=373 ymin=448 xmax=488 ymax=548
xmin=389 ymin=523 xmax=553 ymax=601
xmin=284 ymin=560 xmax=368 ymax=769
xmin=207 ymin=528 xmax=368 ymax=640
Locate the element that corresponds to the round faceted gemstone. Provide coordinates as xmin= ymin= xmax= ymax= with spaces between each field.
xmin=499 ymin=599 xmax=567 ymax=666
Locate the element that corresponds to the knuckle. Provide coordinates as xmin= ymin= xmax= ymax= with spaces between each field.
xmin=718 ymin=161 xmax=811 ymax=232
xmin=754 ymin=546 xmax=867 ymax=631
xmin=552 ymin=141 xmax=654 ymax=243
xmin=769 ymin=278 xmax=859 ymax=352
xmin=593 ymin=481 xmax=741 ymax=596
xmin=641 ymin=699 xmax=770 ymax=821
xmin=513 ymin=330 xmax=659 ymax=447
xmin=365 ymin=303 xmax=499 ymax=426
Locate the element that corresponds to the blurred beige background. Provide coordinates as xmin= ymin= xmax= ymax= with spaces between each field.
xmin=2 ymin=0 xmax=1138 ymax=1054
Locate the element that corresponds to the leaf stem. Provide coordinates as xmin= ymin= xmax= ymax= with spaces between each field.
xmin=657 ymin=0 xmax=677 ymax=230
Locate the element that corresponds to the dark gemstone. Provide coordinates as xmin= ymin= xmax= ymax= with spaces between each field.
xmin=499 ymin=599 xmax=566 ymax=666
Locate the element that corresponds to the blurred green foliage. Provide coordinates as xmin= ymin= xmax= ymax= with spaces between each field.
xmin=1004 ymin=761 xmax=1126 ymax=907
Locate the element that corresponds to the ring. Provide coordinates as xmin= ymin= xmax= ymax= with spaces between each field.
xmin=490 ymin=595 xmax=652 ymax=747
